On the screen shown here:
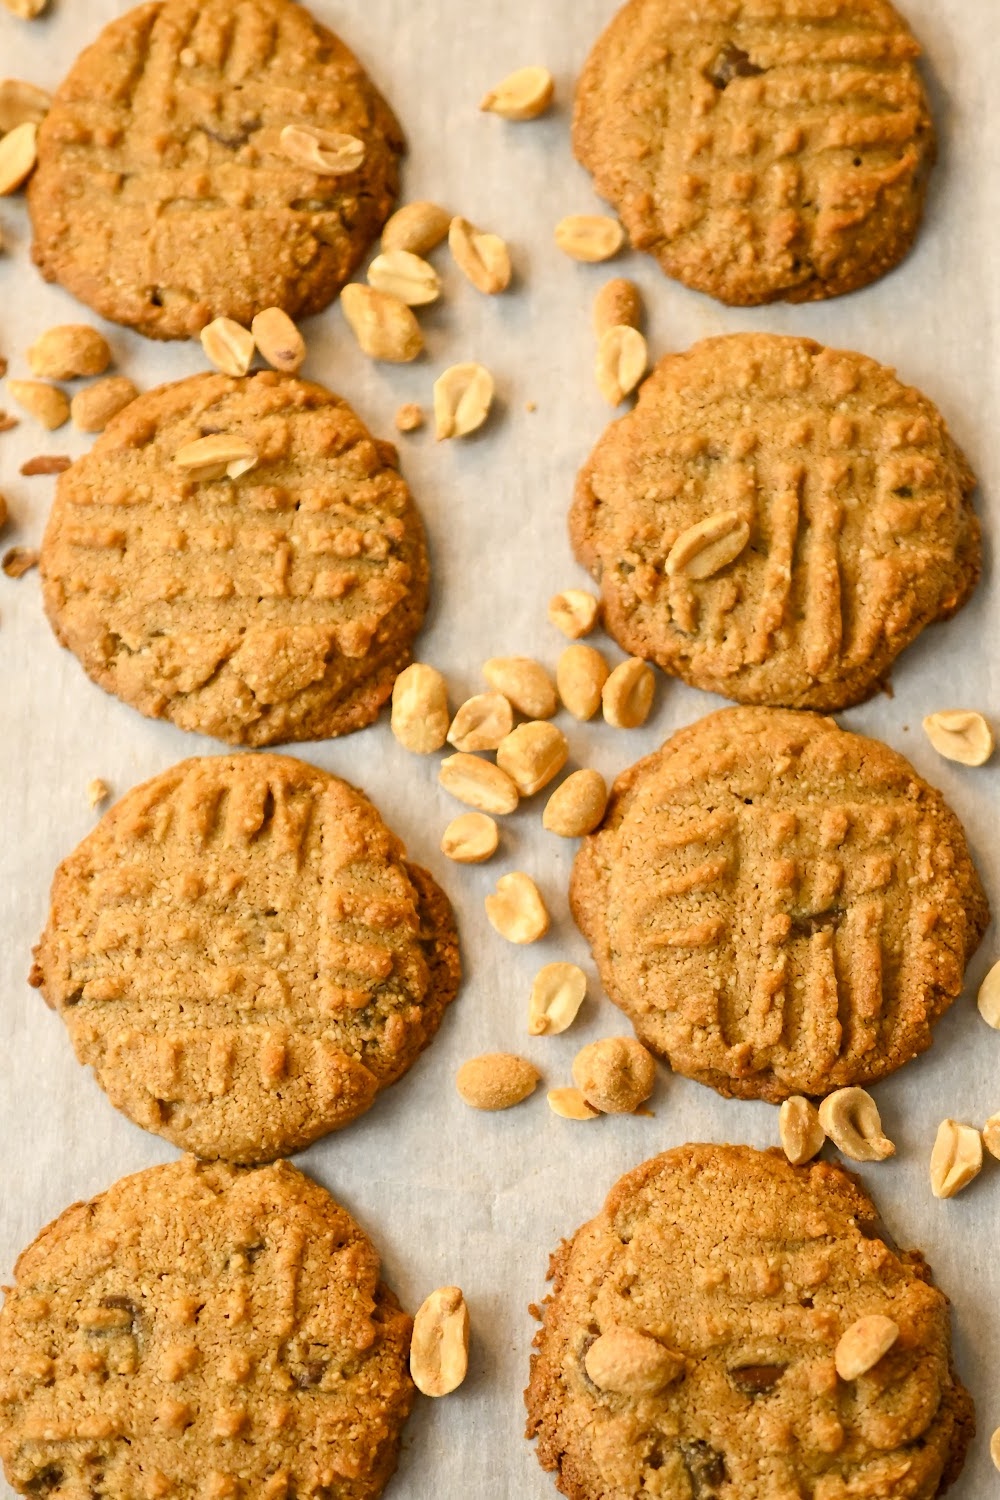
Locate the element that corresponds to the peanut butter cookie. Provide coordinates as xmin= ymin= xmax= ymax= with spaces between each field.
xmin=570 ymin=707 xmax=987 ymax=1102
xmin=573 ymin=0 xmax=934 ymax=304
xmin=29 ymin=0 xmax=403 ymax=339
xmin=526 ymin=1144 xmax=973 ymax=1500
xmin=41 ymin=371 xmax=429 ymax=745
xmin=30 ymin=754 xmax=461 ymax=1162
xmin=572 ymin=334 xmax=979 ymax=711
xmin=0 ymin=1156 xmax=415 ymax=1499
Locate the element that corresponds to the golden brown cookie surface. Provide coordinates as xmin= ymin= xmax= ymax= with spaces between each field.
xmin=573 ymin=0 xmax=934 ymax=304
xmin=0 ymin=1157 xmax=415 ymax=1500
xmin=570 ymin=708 xmax=987 ymax=1102
xmin=31 ymin=754 xmax=461 ymax=1162
xmin=41 ymin=371 xmax=429 ymax=746
xmin=526 ymin=1144 xmax=973 ymax=1500
xmin=572 ymin=334 xmax=979 ymax=711
xmin=29 ymin=0 xmax=403 ymax=339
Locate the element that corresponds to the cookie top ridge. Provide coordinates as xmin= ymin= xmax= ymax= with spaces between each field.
xmin=526 ymin=1143 xmax=973 ymax=1500
xmin=571 ymin=333 xmax=979 ymax=711
xmin=573 ymin=0 xmax=935 ymax=304
xmin=29 ymin=0 xmax=403 ymax=339
xmin=31 ymin=753 xmax=461 ymax=1161
xmin=0 ymin=1156 xmax=415 ymax=1500
xmin=41 ymin=371 xmax=430 ymax=746
xmin=570 ymin=706 xmax=988 ymax=1101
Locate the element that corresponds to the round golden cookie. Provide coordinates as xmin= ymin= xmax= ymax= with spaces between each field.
xmin=0 ymin=1156 xmax=415 ymax=1500
xmin=570 ymin=707 xmax=988 ymax=1102
xmin=29 ymin=0 xmax=403 ymax=339
xmin=40 ymin=371 xmax=429 ymax=746
xmin=571 ymin=334 xmax=979 ymax=711
xmin=526 ymin=1144 xmax=973 ymax=1500
xmin=30 ymin=753 xmax=461 ymax=1162
xmin=573 ymin=0 xmax=935 ymax=304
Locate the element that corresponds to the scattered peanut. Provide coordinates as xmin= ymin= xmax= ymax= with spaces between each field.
xmin=2 ymin=546 xmax=38 ymax=578
xmin=543 ymin=769 xmax=608 ymax=838
xmin=340 ymin=284 xmax=423 ymax=363
xmin=485 ymin=872 xmax=550 ymax=944
xmin=199 ymin=317 xmax=255 ymax=377
xmin=3 ymin=0 xmax=48 ymax=16
xmin=984 ymin=1113 xmax=1000 ymax=1161
xmin=368 ymin=249 xmax=442 ymax=306
xmin=496 ymin=721 xmax=568 ymax=796
xmin=483 ymin=656 xmax=557 ymax=719
xmin=250 ymin=307 xmax=306 ymax=374
xmin=173 ymin=434 xmax=257 ymax=481
xmin=448 ymin=216 xmax=512 ymax=294
xmin=480 ymin=65 xmax=555 ymax=121
xmin=572 ymin=1037 xmax=656 ymax=1114
xmin=595 ymin=326 xmax=647 ymax=406
xmin=395 ymin=402 xmax=424 ymax=433
xmin=0 ymin=80 xmax=51 ymax=134
xmin=835 ymin=1317 xmax=899 ymax=1381
xmin=528 ymin=963 xmax=587 ymax=1036
xmin=665 ymin=510 xmax=751 ymax=580
xmin=447 ymin=692 xmax=513 ymax=753
xmin=602 ymin=657 xmax=655 ymax=729
xmin=440 ymin=812 xmax=499 ymax=865
xmin=593 ymin=278 xmax=643 ymax=337
xmin=391 ymin=663 xmax=450 ymax=753
xmin=86 ymin=778 xmax=110 ymax=810
xmin=991 ymin=1428 xmax=1000 ymax=1476
xmin=439 ymin=753 xmax=519 ymax=815
xmin=20 ymin=455 xmax=69 ymax=475
xmin=779 ymin=1096 xmax=825 ymax=1166
xmin=555 ymin=214 xmax=625 ymax=263
xmin=382 ymin=201 xmax=451 ymax=256
xmin=434 ymin=362 xmax=494 ymax=440
xmin=70 ymin=377 xmax=139 ymax=433
xmin=977 ymin=959 xmax=1000 ymax=1028
xmin=922 ymin=710 xmax=994 ymax=767
xmin=279 ymin=124 xmax=365 ymax=174
xmin=0 ymin=121 xmax=37 ymax=194
xmin=557 ymin=644 xmax=608 ymax=722
xmin=548 ymin=589 xmax=599 ymax=638
xmin=410 ymin=1286 xmax=469 ymax=1398
xmin=929 ymin=1119 xmax=983 ymax=1199
xmin=0 ymin=493 xmax=7 ymax=530
xmin=585 ymin=1328 xmax=685 ymax=1396
xmin=6 ymin=379 xmax=68 ymax=430
xmin=547 ymin=1087 xmax=599 ymax=1120
xmin=27 ymin=325 xmax=111 ymax=381
xmin=818 ymin=1088 xmax=895 ymax=1163
xmin=455 ymin=1053 xmax=540 ymax=1111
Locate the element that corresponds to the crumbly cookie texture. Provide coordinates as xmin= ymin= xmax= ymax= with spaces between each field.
xmin=572 ymin=333 xmax=979 ymax=711
xmin=30 ymin=754 xmax=461 ymax=1162
xmin=40 ymin=370 xmax=429 ymax=746
xmin=570 ymin=707 xmax=988 ymax=1102
xmin=0 ymin=1156 xmax=415 ymax=1500
xmin=573 ymin=0 xmax=934 ymax=305
xmin=28 ymin=0 xmax=403 ymax=339
xmin=526 ymin=1144 xmax=973 ymax=1500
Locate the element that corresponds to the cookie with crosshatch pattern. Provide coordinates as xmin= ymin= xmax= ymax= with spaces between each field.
xmin=30 ymin=753 xmax=461 ymax=1162
xmin=29 ymin=0 xmax=403 ymax=339
xmin=573 ymin=0 xmax=935 ymax=304
xmin=525 ymin=1144 xmax=973 ymax=1500
xmin=0 ymin=1156 xmax=415 ymax=1500
xmin=40 ymin=370 xmax=429 ymax=746
xmin=570 ymin=707 xmax=987 ymax=1102
xmin=571 ymin=334 xmax=979 ymax=711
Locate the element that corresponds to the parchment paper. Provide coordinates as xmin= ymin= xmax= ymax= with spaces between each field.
xmin=1 ymin=1 xmax=998 ymax=1494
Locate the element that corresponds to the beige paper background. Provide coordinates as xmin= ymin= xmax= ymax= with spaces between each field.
xmin=1 ymin=0 xmax=998 ymax=1494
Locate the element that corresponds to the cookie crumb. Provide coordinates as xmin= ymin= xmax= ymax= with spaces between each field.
xmin=87 ymin=778 xmax=111 ymax=810
xmin=394 ymin=402 xmax=424 ymax=433
xmin=2 ymin=546 xmax=38 ymax=578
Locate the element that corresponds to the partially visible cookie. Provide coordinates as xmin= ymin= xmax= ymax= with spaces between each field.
xmin=526 ymin=1144 xmax=973 ymax=1500
xmin=31 ymin=753 xmax=461 ymax=1162
xmin=573 ymin=0 xmax=934 ymax=304
xmin=572 ymin=333 xmax=979 ymax=711
xmin=29 ymin=0 xmax=403 ymax=339
xmin=0 ymin=1156 xmax=415 ymax=1500
xmin=570 ymin=707 xmax=988 ymax=1102
xmin=41 ymin=371 xmax=429 ymax=745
